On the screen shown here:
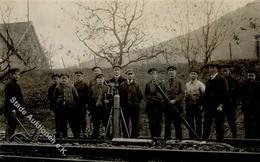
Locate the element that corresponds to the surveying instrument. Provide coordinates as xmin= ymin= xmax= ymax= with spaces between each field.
xmin=104 ymin=81 xmax=130 ymax=139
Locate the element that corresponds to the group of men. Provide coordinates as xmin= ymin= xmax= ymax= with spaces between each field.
xmin=47 ymin=65 xmax=143 ymax=139
xmin=3 ymin=63 xmax=260 ymax=141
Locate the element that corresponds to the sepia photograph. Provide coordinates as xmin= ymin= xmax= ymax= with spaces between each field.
xmin=0 ymin=0 xmax=260 ymax=161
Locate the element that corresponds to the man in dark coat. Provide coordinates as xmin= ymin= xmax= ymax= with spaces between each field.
xmin=119 ymin=69 xmax=143 ymax=138
xmin=53 ymin=74 xmax=79 ymax=138
xmin=220 ymin=64 xmax=239 ymax=138
xmin=74 ymin=71 xmax=89 ymax=137
xmin=48 ymin=73 xmax=60 ymax=138
xmin=108 ymin=65 xmax=127 ymax=94
xmin=240 ymin=68 xmax=260 ymax=138
xmin=202 ymin=64 xmax=228 ymax=141
xmin=89 ymin=66 xmax=102 ymax=88
xmin=88 ymin=73 xmax=109 ymax=138
xmin=4 ymin=68 xmax=23 ymax=141
xmin=145 ymin=68 xmax=165 ymax=138
xmin=164 ymin=66 xmax=185 ymax=140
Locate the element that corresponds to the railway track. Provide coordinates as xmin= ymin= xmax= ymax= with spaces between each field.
xmin=0 ymin=142 xmax=260 ymax=162
xmin=37 ymin=137 xmax=260 ymax=148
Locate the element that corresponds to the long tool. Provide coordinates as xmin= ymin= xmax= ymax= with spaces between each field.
xmin=154 ymin=80 xmax=201 ymax=140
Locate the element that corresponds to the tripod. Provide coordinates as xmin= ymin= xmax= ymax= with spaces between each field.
xmin=104 ymin=94 xmax=130 ymax=139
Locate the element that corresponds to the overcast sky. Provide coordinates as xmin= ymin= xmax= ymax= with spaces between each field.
xmin=0 ymin=0 xmax=256 ymax=68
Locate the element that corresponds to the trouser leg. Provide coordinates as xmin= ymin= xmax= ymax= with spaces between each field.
xmin=130 ymin=107 xmax=140 ymax=138
xmin=92 ymin=109 xmax=101 ymax=138
xmin=173 ymin=109 xmax=182 ymax=140
xmin=54 ymin=109 xmax=62 ymax=138
xmin=5 ymin=115 xmax=17 ymax=141
xmin=122 ymin=107 xmax=130 ymax=138
xmin=226 ymin=110 xmax=237 ymax=138
xmin=164 ymin=108 xmax=172 ymax=140
xmin=147 ymin=102 xmax=162 ymax=138
xmin=244 ymin=112 xmax=254 ymax=139
xmin=80 ymin=107 xmax=87 ymax=134
xmin=186 ymin=105 xmax=195 ymax=138
xmin=202 ymin=112 xmax=213 ymax=140
xmin=215 ymin=111 xmax=224 ymax=141
xmin=194 ymin=106 xmax=202 ymax=138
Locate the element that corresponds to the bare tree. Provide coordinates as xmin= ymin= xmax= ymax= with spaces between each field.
xmin=42 ymin=42 xmax=56 ymax=70
xmin=0 ymin=1 xmax=43 ymax=81
xmin=175 ymin=0 xmax=200 ymax=69
xmin=74 ymin=0 xmax=164 ymax=68
xmin=194 ymin=0 xmax=232 ymax=65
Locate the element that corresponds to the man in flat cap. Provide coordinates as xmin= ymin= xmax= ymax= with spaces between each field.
xmin=119 ymin=69 xmax=143 ymax=138
xmin=185 ymin=68 xmax=205 ymax=139
xmin=74 ymin=71 xmax=90 ymax=137
xmin=53 ymin=73 xmax=79 ymax=138
xmin=145 ymin=68 xmax=165 ymax=138
xmin=4 ymin=68 xmax=23 ymax=141
xmin=89 ymin=66 xmax=102 ymax=88
xmin=220 ymin=64 xmax=239 ymax=138
xmin=164 ymin=66 xmax=185 ymax=140
xmin=202 ymin=64 xmax=228 ymax=141
xmin=48 ymin=73 xmax=61 ymax=138
xmin=240 ymin=68 xmax=260 ymax=138
xmin=88 ymin=73 xmax=109 ymax=138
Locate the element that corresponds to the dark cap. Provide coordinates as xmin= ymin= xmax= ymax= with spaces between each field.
xmin=189 ymin=68 xmax=200 ymax=74
xmin=96 ymin=73 xmax=104 ymax=79
xmin=51 ymin=73 xmax=60 ymax=79
xmin=125 ymin=68 xmax=134 ymax=75
xmin=60 ymin=73 xmax=70 ymax=78
xmin=8 ymin=68 xmax=20 ymax=74
xmin=204 ymin=63 xmax=220 ymax=69
xmin=113 ymin=65 xmax=121 ymax=69
xmin=220 ymin=64 xmax=231 ymax=69
xmin=167 ymin=66 xmax=176 ymax=71
xmin=247 ymin=67 xmax=256 ymax=74
xmin=92 ymin=66 xmax=101 ymax=72
xmin=148 ymin=68 xmax=158 ymax=74
xmin=74 ymin=71 xmax=83 ymax=75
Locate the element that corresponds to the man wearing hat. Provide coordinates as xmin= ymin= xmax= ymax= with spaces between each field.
xmin=48 ymin=73 xmax=61 ymax=138
xmin=240 ymin=68 xmax=260 ymax=138
xmin=202 ymin=64 xmax=228 ymax=141
xmin=3 ymin=68 xmax=23 ymax=141
xmin=88 ymin=73 xmax=109 ymax=138
xmin=74 ymin=71 xmax=90 ymax=137
xmin=89 ymin=66 xmax=102 ymax=88
xmin=164 ymin=66 xmax=185 ymax=140
xmin=185 ymin=68 xmax=205 ymax=139
xmin=145 ymin=68 xmax=165 ymax=138
xmin=53 ymin=73 xmax=80 ymax=138
xmin=119 ymin=69 xmax=143 ymax=138
xmin=220 ymin=64 xmax=239 ymax=138
xmin=109 ymin=65 xmax=127 ymax=92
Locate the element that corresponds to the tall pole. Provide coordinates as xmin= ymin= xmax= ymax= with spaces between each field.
xmin=93 ymin=54 xmax=97 ymax=66
xmin=229 ymin=42 xmax=232 ymax=60
xmin=27 ymin=0 xmax=30 ymax=22
xmin=77 ymin=56 xmax=81 ymax=68
xmin=61 ymin=56 xmax=66 ymax=68
xmin=256 ymin=38 xmax=259 ymax=63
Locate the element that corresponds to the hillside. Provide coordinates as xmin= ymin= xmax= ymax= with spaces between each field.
xmin=80 ymin=1 xmax=260 ymax=68
xmin=162 ymin=0 xmax=260 ymax=62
